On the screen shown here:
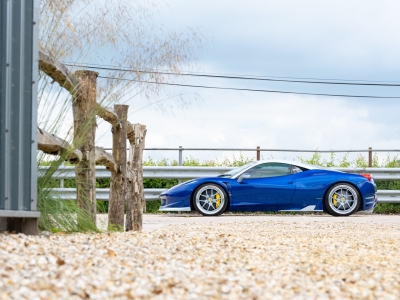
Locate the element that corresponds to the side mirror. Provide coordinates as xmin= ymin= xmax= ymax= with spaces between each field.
xmin=237 ymin=173 xmax=250 ymax=183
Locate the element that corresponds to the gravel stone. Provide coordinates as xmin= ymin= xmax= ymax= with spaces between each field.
xmin=1 ymin=218 xmax=400 ymax=299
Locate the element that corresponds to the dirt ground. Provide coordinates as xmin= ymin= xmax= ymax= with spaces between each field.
xmin=141 ymin=213 xmax=400 ymax=231
xmin=1 ymin=214 xmax=400 ymax=299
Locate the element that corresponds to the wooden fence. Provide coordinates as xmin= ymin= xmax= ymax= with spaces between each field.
xmin=37 ymin=48 xmax=145 ymax=231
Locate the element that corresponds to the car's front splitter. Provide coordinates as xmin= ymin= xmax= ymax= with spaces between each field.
xmin=159 ymin=206 xmax=191 ymax=212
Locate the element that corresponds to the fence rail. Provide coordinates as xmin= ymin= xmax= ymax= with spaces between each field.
xmin=50 ymin=188 xmax=165 ymax=202
xmin=48 ymin=188 xmax=400 ymax=203
xmin=41 ymin=166 xmax=400 ymax=204
xmin=106 ymin=147 xmax=400 ymax=152
xmin=105 ymin=146 xmax=400 ymax=167
xmin=39 ymin=166 xmax=400 ymax=180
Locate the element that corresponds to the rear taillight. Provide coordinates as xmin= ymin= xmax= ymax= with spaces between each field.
xmin=360 ymin=173 xmax=372 ymax=181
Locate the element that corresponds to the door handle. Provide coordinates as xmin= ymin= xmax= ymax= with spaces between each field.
xmin=288 ymin=181 xmax=294 ymax=184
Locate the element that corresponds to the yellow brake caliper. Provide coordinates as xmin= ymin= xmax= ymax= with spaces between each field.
xmin=332 ymin=193 xmax=338 ymax=207
xmin=215 ymin=193 xmax=221 ymax=208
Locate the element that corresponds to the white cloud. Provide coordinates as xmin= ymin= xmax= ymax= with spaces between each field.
xmin=97 ymin=86 xmax=400 ymax=163
xmin=40 ymin=1 xmax=400 ymax=165
xmin=162 ymin=0 xmax=400 ymax=77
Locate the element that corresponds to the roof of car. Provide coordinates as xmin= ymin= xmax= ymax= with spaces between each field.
xmin=255 ymin=159 xmax=325 ymax=170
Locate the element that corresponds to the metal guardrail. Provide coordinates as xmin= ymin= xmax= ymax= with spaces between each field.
xmin=48 ymin=188 xmax=400 ymax=203
xmin=40 ymin=166 xmax=400 ymax=203
xmin=105 ymin=146 xmax=400 ymax=167
xmin=105 ymin=146 xmax=400 ymax=152
xmin=38 ymin=166 xmax=400 ymax=180
xmin=39 ymin=166 xmax=234 ymax=179
xmin=334 ymin=168 xmax=400 ymax=180
xmin=50 ymin=188 xmax=166 ymax=202
xmin=141 ymin=148 xmax=400 ymax=152
xmin=377 ymin=190 xmax=400 ymax=203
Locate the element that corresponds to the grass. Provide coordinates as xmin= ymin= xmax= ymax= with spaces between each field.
xmin=38 ymin=156 xmax=99 ymax=232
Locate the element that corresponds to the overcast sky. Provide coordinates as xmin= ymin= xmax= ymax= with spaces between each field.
xmin=95 ymin=0 xmax=400 ymax=163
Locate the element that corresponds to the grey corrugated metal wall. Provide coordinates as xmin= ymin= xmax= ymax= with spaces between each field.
xmin=0 ymin=0 xmax=39 ymax=222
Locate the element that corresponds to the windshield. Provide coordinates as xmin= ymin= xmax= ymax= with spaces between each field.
xmin=218 ymin=161 xmax=257 ymax=178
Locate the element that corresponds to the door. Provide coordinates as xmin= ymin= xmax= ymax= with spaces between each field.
xmin=230 ymin=163 xmax=296 ymax=211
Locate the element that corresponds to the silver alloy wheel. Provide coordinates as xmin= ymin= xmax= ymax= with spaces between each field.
xmin=195 ymin=185 xmax=225 ymax=215
xmin=328 ymin=184 xmax=358 ymax=215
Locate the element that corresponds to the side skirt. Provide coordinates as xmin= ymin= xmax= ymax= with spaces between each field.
xmin=279 ymin=205 xmax=323 ymax=212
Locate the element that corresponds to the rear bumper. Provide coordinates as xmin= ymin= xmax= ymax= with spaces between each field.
xmin=363 ymin=193 xmax=378 ymax=211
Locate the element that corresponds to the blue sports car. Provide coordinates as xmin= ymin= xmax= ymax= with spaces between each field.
xmin=159 ymin=160 xmax=378 ymax=216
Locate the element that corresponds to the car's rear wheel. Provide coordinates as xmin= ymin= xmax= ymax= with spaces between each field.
xmin=193 ymin=184 xmax=228 ymax=216
xmin=325 ymin=183 xmax=361 ymax=216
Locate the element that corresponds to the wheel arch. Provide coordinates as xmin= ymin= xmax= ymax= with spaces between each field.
xmin=190 ymin=182 xmax=230 ymax=212
xmin=322 ymin=181 xmax=364 ymax=212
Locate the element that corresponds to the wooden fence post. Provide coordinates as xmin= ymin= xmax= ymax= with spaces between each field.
xmin=108 ymin=105 xmax=128 ymax=231
xmin=368 ymin=147 xmax=373 ymax=167
xmin=126 ymin=124 xmax=146 ymax=231
xmin=72 ymin=70 xmax=98 ymax=226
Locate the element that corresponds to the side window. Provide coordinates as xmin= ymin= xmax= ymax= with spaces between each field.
xmin=291 ymin=166 xmax=303 ymax=174
xmin=246 ymin=163 xmax=292 ymax=178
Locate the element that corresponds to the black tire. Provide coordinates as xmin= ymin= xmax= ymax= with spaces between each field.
xmin=193 ymin=183 xmax=228 ymax=216
xmin=324 ymin=183 xmax=361 ymax=216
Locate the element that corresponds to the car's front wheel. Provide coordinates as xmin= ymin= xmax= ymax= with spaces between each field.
xmin=325 ymin=183 xmax=361 ymax=216
xmin=193 ymin=184 xmax=228 ymax=216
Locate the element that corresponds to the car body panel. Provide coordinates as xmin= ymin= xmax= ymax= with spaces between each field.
xmin=159 ymin=160 xmax=378 ymax=214
xmin=229 ymin=174 xmax=296 ymax=211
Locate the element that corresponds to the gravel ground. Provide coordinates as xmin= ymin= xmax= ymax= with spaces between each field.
xmin=1 ymin=218 xmax=400 ymax=299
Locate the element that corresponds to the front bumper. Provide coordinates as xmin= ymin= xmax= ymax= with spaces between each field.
xmin=158 ymin=190 xmax=192 ymax=212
